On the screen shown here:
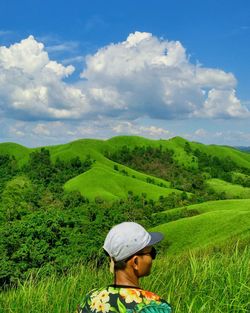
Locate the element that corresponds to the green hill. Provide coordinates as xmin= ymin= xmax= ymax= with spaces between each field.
xmin=2 ymin=135 xmax=250 ymax=201
xmin=2 ymin=137 xmax=250 ymax=295
xmin=206 ymin=178 xmax=250 ymax=198
xmin=65 ymin=162 xmax=180 ymax=201
xmin=0 ymin=142 xmax=30 ymax=166
xmin=2 ymin=135 xmax=250 ymax=170
xmin=187 ymin=141 xmax=250 ymax=169
xmin=152 ymin=199 xmax=250 ymax=254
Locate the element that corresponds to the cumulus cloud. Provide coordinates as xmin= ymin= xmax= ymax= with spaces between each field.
xmin=0 ymin=36 xmax=90 ymax=120
xmin=0 ymin=32 xmax=249 ymax=124
xmin=193 ymin=89 xmax=249 ymax=118
xmin=112 ymin=121 xmax=171 ymax=138
xmin=32 ymin=123 xmax=51 ymax=136
xmin=81 ymin=31 xmax=248 ymax=119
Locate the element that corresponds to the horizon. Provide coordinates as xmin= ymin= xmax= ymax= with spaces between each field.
xmin=0 ymin=0 xmax=250 ymax=147
xmin=0 ymin=134 xmax=249 ymax=149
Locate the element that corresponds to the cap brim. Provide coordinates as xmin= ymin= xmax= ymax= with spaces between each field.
xmin=148 ymin=232 xmax=164 ymax=246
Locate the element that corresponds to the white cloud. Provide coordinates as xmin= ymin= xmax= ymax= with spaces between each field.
xmin=183 ymin=128 xmax=250 ymax=146
xmin=9 ymin=126 xmax=25 ymax=137
xmin=0 ymin=36 xmax=90 ymax=120
xmin=32 ymin=123 xmax=51 ymax=136
xmin=0 ymin=32 xmax=249 ymax=124
xmin=112 ymin=121 xmax=171 ymax=138
xmin=193 ymin=89 xmax=250 ymax=118
xmin=194 ymin=128 xmax=207 ymax=137
xmin=195 ymin=68 xmax=236 ymax=89
xmin=81 ymin=31 xmax=248 ymax=120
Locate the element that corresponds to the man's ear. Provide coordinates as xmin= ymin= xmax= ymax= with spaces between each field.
xmin=130 ymin=255 xmax=138 ymax=269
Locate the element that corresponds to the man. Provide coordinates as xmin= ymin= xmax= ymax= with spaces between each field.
xmin=78 ymin=222 xmax=172 ymax=313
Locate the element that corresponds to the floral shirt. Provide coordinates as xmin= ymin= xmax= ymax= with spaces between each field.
xmin=78 ymin=285 xmax=172 ymax=313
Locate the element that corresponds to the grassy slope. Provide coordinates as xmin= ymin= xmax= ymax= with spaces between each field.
xmin=206 ymin=178 xmax=250 ymax=198
xmin=152 ymin=199 xmax=250 ymax=254
xmin=1 ymin=247 xmax=249 ymax=313
xmin=106 ymin=135 xmax=197 ymax=168
xmin=189 ymin=140 xmax=250 ymax=168
xmin=2 ymin=136 xmax=250 ymax=201
xmin=232 ymin=171 xmax=250 ymax=180
xmin=0 ymin=139 xmax=178 ymax=201
xmin=65 ymin=162 xmax=179 ymax=201
xmin=2 ymin=135 xmax=250 ymax=169
xmin=0 ymin=142 xmax=30 ymax=166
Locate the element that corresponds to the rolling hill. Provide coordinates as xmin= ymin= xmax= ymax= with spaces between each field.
xmin=152 ymin=199 xmax=250 ymax=254
xmin=206 ymin=178 xmax=250 ymax=198
xmin=64 ymin=162 xmax=180 ymax=201
xmin=1 ymin=135 xmax=250 ymax=201
xmin=1 ymin=136 xmax=250 ymax=285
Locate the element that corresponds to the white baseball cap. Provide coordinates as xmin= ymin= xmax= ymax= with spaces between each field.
xmin=103 ymin=222 xmax=164 ymax=261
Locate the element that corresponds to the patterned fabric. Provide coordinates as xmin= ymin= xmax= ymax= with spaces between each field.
xmin=78 ymin=286 xmax=172 ymax=313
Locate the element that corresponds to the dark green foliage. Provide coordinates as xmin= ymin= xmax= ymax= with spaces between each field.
xmin=193 ymin=149 xmax=237 ymax=180
xmin=106 ymin=145 xmax=205 ymax=193
xmin=0 ymin=149 xmax=94 ymax=287
xmin=23 ymin=149 xmax=93 ymax=189
xmin=0 ymin=154 xmax=18 ymax=194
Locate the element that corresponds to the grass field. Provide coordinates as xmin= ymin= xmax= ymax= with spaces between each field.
xmin=152 ymin=199 xmax=250 ymax=254
xmin=206 ymin=178 xmax=250 ymax=198
xmin=158 ymin=198 xmax=250 ymax=215
xmin=64 ymin=162 xmax=180 ymax=201
xmin=0 ymin=245 xmax=249 ymax=313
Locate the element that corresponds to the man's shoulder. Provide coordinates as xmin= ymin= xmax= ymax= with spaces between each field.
xmin=78 ymin=286 xmax=172 ymax=313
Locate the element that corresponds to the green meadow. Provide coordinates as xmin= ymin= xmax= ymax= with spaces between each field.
xmin=64 ymin=162 xmax=178 ymax=202
xmin=153 ymin=199 xmax=250 ymax=254
xmin=206 ymin=178 xmax=250 ymax=198
xmin=2 ymin=135 xmax=250 ymax=202
xmin=1 ymin=136 xmax=250 ymax=312
xmin=0 ymin=245 xmax=249 ymax=313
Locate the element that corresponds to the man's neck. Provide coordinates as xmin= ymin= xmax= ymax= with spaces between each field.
xmin=114 ymin=270 xmax=140 ymax=288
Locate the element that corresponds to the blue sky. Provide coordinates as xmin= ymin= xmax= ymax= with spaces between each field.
xmin=0 ymin=0 xmax=250 ymax=147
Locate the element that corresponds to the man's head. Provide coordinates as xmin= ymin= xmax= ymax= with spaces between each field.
xmin=103 ymin=222 xmax=163 ymax=276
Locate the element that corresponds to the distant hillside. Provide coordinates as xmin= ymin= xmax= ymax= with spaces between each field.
xmin=1 ymin=135 xmax=250 ymax=201
xmin=235 ymin=146 xmax=250 ymax=153
xmin=2 ymin=135 xmax=250 ymax=168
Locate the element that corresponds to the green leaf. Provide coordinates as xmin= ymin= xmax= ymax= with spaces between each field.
xmin=117 ymin=298 xmax=127 ymax=313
